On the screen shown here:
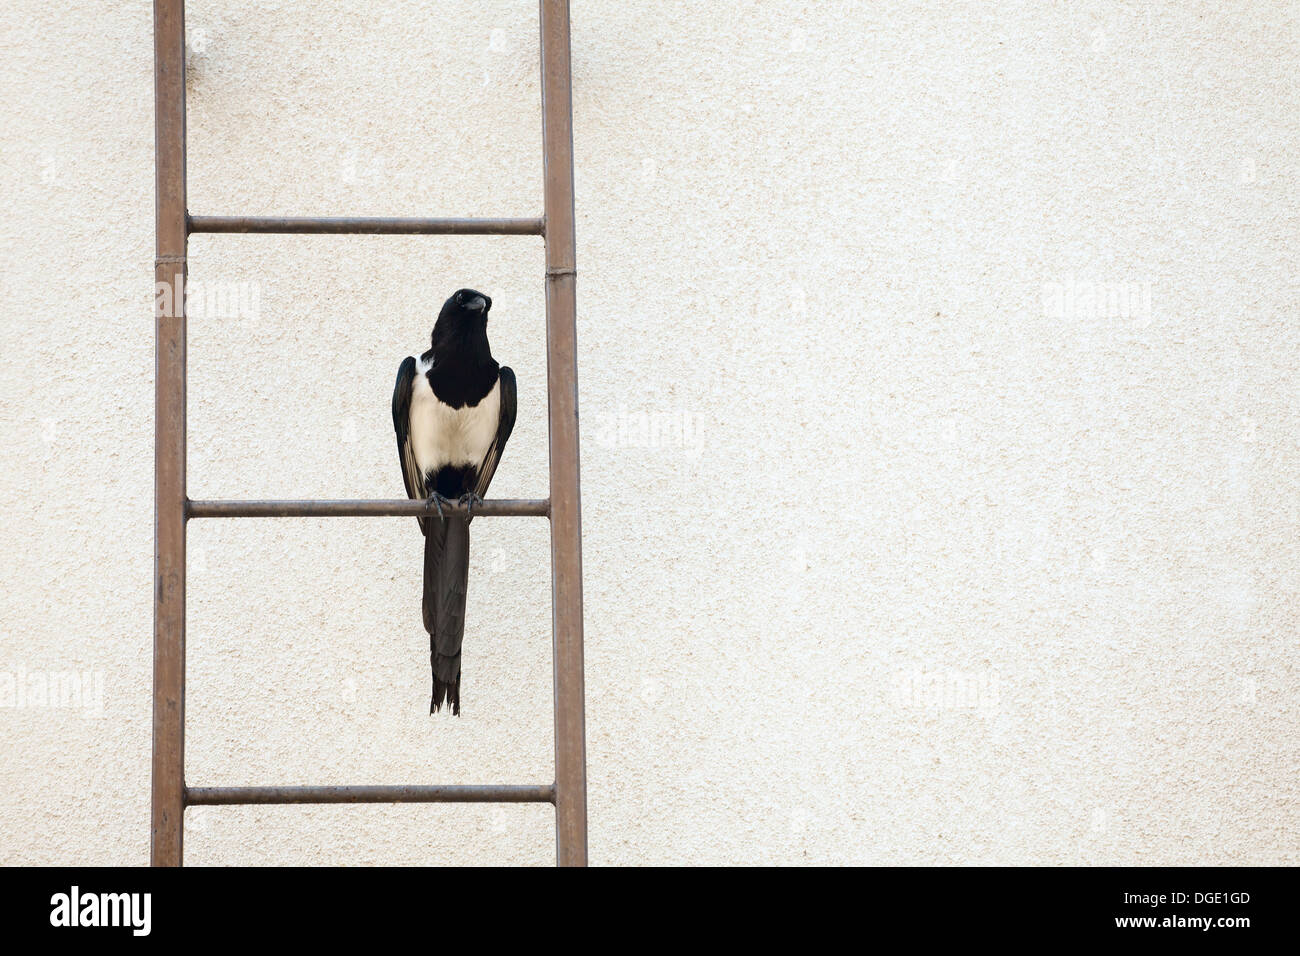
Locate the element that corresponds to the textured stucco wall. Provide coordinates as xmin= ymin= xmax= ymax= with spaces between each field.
xmin=1 ymin=0 xmax=1297 ymax=865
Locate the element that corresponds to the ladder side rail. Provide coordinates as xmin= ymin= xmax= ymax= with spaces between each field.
xmin=152 ymin=0 xmax=188 ymax=868
xmin=539 ymin=0 xmax=589 ymax=868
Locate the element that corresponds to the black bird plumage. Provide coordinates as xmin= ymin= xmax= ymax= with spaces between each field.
xmin=392 ymin=289 xmax=516 ymax=715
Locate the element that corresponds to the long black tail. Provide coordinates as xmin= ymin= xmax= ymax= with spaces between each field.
xmin=422 ymin=516 xmax=470 ymax=715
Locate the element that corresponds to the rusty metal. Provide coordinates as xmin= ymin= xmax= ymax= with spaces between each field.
xmin=153 ymin=0 xmax=588 ymax=867
xmin=187 ymin=784 xmax=555 ymax=805
xmin=190 ymin=215 xmax=544 ymax=236
xmin=152 ymin=0 xmax=187 ymax=868
xmin=539 ymin=0 xmax=589 ymax=867
xmin=188 ymin=498 xmax=549 ymax=519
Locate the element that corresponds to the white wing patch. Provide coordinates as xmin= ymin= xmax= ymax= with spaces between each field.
xmin=408 ymin=356 xmax=501 ymax=478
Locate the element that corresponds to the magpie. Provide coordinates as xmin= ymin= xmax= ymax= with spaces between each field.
xmin=392 ymin=289 xmax=516 ymax=715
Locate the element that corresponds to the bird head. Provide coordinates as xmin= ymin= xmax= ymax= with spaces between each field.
xmin=430 ymin=288 xmax=494 ymax=357
xmin=441 ymin=288 xmax=491 ymax=325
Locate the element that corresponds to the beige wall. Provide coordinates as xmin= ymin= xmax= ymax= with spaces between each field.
xmin=1 ymin=0 xmax=1296 ymax=864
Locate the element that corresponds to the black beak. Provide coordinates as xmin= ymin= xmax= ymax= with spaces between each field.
xmin=466 ymin=295 xmax=488 ymax=314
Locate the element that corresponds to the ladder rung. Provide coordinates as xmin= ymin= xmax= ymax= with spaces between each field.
xmin=187 ymin=498 xmax=549 ymax=519
xmin=189 ymin=215 xmax=544 ymax=236
xmin=186 ymin=784 xmax=556 ymax=805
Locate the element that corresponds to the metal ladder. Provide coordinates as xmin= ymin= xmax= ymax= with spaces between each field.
xmin=152 ymin=0 xmax=588 ymax=866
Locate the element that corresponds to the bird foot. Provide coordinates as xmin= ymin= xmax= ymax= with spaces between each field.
xmin=426 ymin=492 xmax=455 ymax=521
xmin=457 ymin=492 xmax=484 ymax=519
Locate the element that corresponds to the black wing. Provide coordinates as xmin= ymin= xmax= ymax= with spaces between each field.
xmin=392 ymin=356 xmax=428 ymax=535
xmin=473 ymin=366 xmax=517 ymax=499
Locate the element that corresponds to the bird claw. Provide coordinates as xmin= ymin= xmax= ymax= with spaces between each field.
xmin=457 ymin=492 xmax=484 ymax=519
xmin=426 ymin=492 xmax=454 ymax=521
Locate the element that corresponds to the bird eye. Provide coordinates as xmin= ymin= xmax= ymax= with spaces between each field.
xmin=456 ymin=293 xmax=464 ymax=305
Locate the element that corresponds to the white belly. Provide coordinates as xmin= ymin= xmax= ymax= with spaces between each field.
xmin=408 ymin=366 xmax=500 ymax=477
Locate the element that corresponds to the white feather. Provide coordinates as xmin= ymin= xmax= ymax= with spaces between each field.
xmin=408 ymin=355 xmax=500 ymax=478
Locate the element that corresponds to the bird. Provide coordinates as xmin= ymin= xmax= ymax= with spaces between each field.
xmin=392 ymin=289 xmax=516 ymax=715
